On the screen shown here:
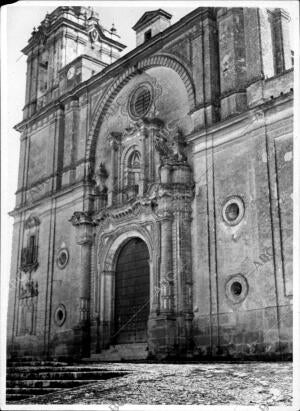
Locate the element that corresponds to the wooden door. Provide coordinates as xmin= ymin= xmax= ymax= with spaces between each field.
xmin=114 ymin=238 xmax=150 ymax=344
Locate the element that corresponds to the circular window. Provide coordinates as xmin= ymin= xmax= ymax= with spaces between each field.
xmin=222 ymin=196 xmax=245 ymax=226
xmin=129 ymin=84 xmax=153 ymax=119
xmin=54 ymin=304 xmax=66 ymax=326
xmin=57 ymin=248 xmax=69 ymax=269
xmin=225 ymin=274 xmax=248 ymax=304
xmin=231 ymin=281 xmax=242 ymax=296
xmin=226 ymin=203 xmax=239 ymax=221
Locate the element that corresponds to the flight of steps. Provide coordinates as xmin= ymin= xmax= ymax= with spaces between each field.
xmin=86 ymin=343 xmax=149 ymax=362
xmin=6 ymin=358 xmax=127 ymax=403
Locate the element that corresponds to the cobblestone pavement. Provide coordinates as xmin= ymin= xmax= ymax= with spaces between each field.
xmin=17 ymin=362 xmax=292 ymax=406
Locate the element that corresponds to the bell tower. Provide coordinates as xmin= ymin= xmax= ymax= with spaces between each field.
xmin=22 ymin=6 xmax=126 ymax=119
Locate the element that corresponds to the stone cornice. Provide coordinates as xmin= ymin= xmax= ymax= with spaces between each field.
xmin=9 ymin=180 xmax=92 ymax=217
xmin=187 ymin=89 xmax=294 ymax=147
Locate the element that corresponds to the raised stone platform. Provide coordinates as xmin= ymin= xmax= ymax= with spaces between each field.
xmin=87 ymin=343 xmax=149 ymax=362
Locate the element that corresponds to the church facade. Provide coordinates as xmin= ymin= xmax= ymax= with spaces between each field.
xmin=7 ymin=6 xmax=293 ymax=360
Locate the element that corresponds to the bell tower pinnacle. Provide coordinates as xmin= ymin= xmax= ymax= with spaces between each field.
xmin=22 ymin=6 xmax=126 ymax=119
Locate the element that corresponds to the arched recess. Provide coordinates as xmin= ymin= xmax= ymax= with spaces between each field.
xmin=98 ymin=226 xmax=154 ymax=277
xmin=95 ymin=225 xmax=157 ymax=348
xmin=86 ymin=54 xmax=196 ymax=165
xmin=114 ymin=238 xmax=150 ymax=343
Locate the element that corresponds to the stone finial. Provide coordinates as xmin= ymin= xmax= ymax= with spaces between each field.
xmin=110 ymin=22 xmax=117 ymax=35
xmin=44 ymin=12 xmax=51 ymax=27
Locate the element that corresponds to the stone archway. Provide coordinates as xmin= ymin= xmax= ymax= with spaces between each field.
xmin=96 ymin=227 xmax=156 ymax=350
xmin=86 ymin=54 xmax=195 ymax=164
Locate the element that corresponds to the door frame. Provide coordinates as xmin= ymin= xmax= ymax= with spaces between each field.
xmin=96 ymin=225 xmax=157 ymax=349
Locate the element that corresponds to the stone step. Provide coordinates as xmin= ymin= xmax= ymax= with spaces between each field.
xmin=7 ymin=361 xmax=68 ymax=367
xmin=7 ymin=370 xmax=126 ymax=380
xmin=6 ymin=394 xmax=32 ymax=402
xmin=88 ymin=342 xmax=149 ymax=361
xmin=6 ymin=379 xmax=99 ymax=388
xmin=7 ymin=356 xmax=37 ymax=362
xmin=6 ymin=361 xmax=128 ymax=403
xmin=7 ymin=387 xmax=60 ymax=395
xmin=7 ymin=366 xmax=110 ymax=373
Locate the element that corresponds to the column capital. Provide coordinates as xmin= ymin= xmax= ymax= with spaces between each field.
xmin=70 ymin=212 xmax=95 ymax=245
xmin=69 ymin=211 xmax=95 ymax=227
xmin=102 ymin=270 xmax=115 ymax=277
xmin=156 ymin=209 xmax=173 ymax=221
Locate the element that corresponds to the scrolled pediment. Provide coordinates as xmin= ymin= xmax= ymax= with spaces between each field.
xmin=95 ymin=198 xmax=154 ymax=228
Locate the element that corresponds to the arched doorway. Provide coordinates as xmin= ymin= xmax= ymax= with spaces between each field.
xmin=113 ymin=238 xmax=150 ymax=344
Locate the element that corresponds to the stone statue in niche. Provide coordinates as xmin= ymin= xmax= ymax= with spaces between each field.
xmin=154 ymin=127 xmax=187 ymax=164
xmin=94 ymin=162 xmax=108 ymax=194
xmin=94 ymin=162 xmax=108 ymax=210
xmin=170 ymin=128 xmax=187 ymax=162
xmin=153 ymin=130 xmax=170 ymax=159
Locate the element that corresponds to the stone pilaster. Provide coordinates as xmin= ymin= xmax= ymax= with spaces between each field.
xmin=29 ymin=51 xmax=39 ymax=116
xmin=148 ymin=157 xmax=194 ymax=359
xmin=148 ymin=164 xmax=177 ymax=358
xmin=158 ymin=165 xmax=174 ymax=315
xmin=108 ymin=132 xmax=121 ymax=206
xmin=158 ymin=209 xmax=174 ymax=314
xmin=217 ymin=8 xmax=247 ymax=119
xmin=53 ymin=105 xmax=65 ymax=191
xmin=70 ymin=211 xmax=95 ymax=357
xmin=172 ymin=163 xmax=194 ymax=356
xmin=190 ymin=9 xmax=220 ymax=129
xmin=271 ymin=8 xmax=292 ymax=74
xmin=138 ymin=124 xmax=146 ymax=196
xmin=61 ymin=97 xmax=79 ymax=187
xmin=243 ymin=8 xmax=274 ymax=84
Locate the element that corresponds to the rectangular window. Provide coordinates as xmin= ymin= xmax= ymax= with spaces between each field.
xmin=144 ymin=29 xmax=152 ymax=42
xmin=29 ymin=235 xmax=36 ymax=264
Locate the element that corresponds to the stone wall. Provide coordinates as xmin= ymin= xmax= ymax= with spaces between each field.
xmin=191 ymin=95 xmax=293 ymax=358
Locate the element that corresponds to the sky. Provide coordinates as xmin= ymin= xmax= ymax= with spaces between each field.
xmin=1 ymin=0 xmax=299 ymax=307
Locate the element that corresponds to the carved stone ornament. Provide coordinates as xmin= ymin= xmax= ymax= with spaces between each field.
xmin=154 ymin=127 xmax=187 ymax=164
xmin=19 ymin=280 xmax=38 ymax=299
xmin=24 ymin=215 xmax=41 ymax=229
xmin=169 ymin=129 xmax=187 ymax=162
xmin=95 ymin=198 xmax=154 ymax=228
xmin=94 ymin=162 xmax=108 ymax=193
xmin=69 ymin=211 xmax=95 ymax=226
xmin=90 ymin=28 xmax=98 ymax=43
